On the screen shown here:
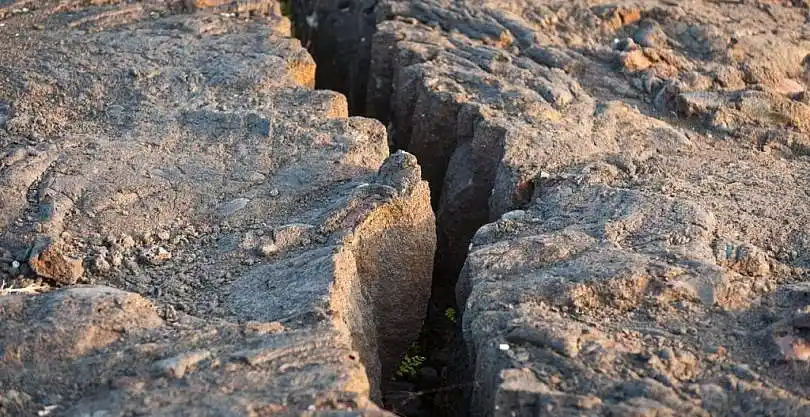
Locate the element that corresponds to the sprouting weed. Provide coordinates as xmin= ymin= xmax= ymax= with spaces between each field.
xmin=396 ymin=354 xmax=426 ymax=379
xmin=395 ymin=343 xmax=425 ymax=379
xmin=444 ymin=307 xmax=457 ymax=323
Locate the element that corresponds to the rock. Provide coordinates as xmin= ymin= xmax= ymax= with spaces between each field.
xmin=109 ymin=251 xmax=124 ymax=267
xmin=227 ymin=150 xmax=435 ymax=387
xmin=185 ymin=0 xmax=281 ymax=16
xmin=505 ymin=319 xmax=585 ymax=358
xmin=90 ymin=254 xmax=111 ymax=275
xmin=619 ymin=49 xmax=653 ymax=71
xmin=258 ymin=241 xmax=279 ymax=257
xmin=713 ymin=66 xmax=746 ymax=89
xmin=524 ymin=46 xmax=584 ymax=72
xmin=120 ymin=235 xmax=136 ymax=249
xmin=774 ymin=78 xmax=806 ymax=99
xmin=152 ymin=350 xmax=211 ymax=379
xmin=374 ymin=150 xmax=421 ymax=196
xmin=0 ymin=286 xmax=163 ymax=360
xmin=612 ymin=37 xmax=638 ymax=52
xmin=271 ymin=223 xmax=315 ymax=251
xmin=713 ymin=240 xmax=770 ymax=277
xmin=138 ymin=246 xmax=172 ymax=266
xmin=309 ymin=1 xmax=810 ymax=415
xmin=730 ymin=364 xmax=760 ymax=381
xmin=634 ymin=21 xmax=667 ymax=48
xmin=28 ymin=237 xmax=84 ymax=285
xmin=593 ymin=5 xmax=642 ymax=31
xmin=218 ymin=198 xmax=250 ymax=217
xmin=0 ymin=3 xmax=426 ymax=415
xmin=7 ymin=0 xmax=810 ymax=415
xmin=676 ymin=91 xmax=725 ymax=119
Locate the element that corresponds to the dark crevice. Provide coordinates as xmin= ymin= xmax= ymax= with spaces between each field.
xmin=288 ymin=1 xmax=481 ymax=416
xmin=289 ymin=0 xmax=379 ymax=116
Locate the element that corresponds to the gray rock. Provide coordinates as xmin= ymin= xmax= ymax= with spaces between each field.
xmin=303 ymin=1 xmax=810 ymax=416
xmin=218 ymin=198 xmax=250 ymax=217
xmin=0 ymin=2 xmax=433 ymax=415
xmin=138 ymin=246 xmax=172 ymax=266
xmin=152 ymin=350 xmax=211 ymax=379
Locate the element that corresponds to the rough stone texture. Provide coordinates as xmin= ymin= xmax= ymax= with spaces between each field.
xmin=0 ymin=1 xmax=435 ymax=415
xmin=9 ymin=0 xmax=810 ymax=415
xmin=288 ymin=0 xmax=810 ymax=415
xmin=28 ymin=236 xmax=85 ymax=284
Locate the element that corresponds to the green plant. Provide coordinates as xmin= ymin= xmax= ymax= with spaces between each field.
xmin=444 ymin=307 xmax=457 ymax=323
xmin=395 ymin=343 xmax=425 ymax=379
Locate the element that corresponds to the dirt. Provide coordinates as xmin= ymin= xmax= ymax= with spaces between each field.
xmin=0 ymin=1 xmax=434 ymax=415
xmin=5 ymin=0 xmax=810 ymax=416
xmin=289 ymin=0 xmax=810 ymax=416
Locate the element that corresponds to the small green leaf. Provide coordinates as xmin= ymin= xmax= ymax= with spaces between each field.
xmin=444 ymin=307 xmax=457 ymax=323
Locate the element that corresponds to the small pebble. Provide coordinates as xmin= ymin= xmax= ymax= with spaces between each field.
xmin=139 ymin=246 xmax=172 ymax=266
xmin=109 ymin=251 xmax=124 ymax=267
xmin=121 ymin=234 xmax=136 ymax=249
xmin=259 ymin=242 xmax=279 ymax=257
xmin=92 ymin=255 xmax=111 ymax=274
xmin=153 ymin=350 xmax=211 ymax=379
xmin=141 ymin=232 xmax=154 ymax=244
xmin=247 ymin=172 xmax=266 ymax=183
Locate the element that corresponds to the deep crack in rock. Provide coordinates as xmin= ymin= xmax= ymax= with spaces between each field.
xmin=290 ymin=1 xmax=810 ymax=416
xmin=6 ymin=1 xmax=810 ymax=416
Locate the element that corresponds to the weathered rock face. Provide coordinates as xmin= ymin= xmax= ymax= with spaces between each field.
xmin=7 ymin=0 xmax=810 ymax=415
xmin=288 ymin=0 xmax=810 ymax=416
xmin=0 ymin=0 xmax=435 ymax=415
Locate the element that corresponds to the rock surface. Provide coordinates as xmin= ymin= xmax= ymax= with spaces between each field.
xmin=0 ymin=0 xmax=435 ymax=415
xmin=7 ymin=0 xmax=810 ymax=416
xmin=291 ymin=0 xmax=810 ymax=415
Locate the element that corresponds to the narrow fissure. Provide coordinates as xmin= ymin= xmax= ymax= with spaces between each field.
xmin=287 ymin=1 xmax=482 ymax=415
xmin=288 ymin=0 xmax=378 ymax=116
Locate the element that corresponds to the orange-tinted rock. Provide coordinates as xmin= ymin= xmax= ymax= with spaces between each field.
xmin=619 ymin=49 xmax=653 ymax=71
xmin=774 ymin=78 xmax=806 ymax=99
xmin=28 ymin=237 xmax=84 ymax=285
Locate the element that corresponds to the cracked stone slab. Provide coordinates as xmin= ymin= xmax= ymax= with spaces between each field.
xmin=0 ymin=1 xmax=435 ymax=415
xmin=291 ymin=0 xmax=810 ymax=415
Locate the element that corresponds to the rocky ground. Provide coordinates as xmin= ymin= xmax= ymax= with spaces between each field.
xmin=0 ymin=1 xmax=436 ymax=415
xmin=291 ymin=0 xmax=810 ymax=416
xmin=4 ymin=0 xmax=810 ymax=416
